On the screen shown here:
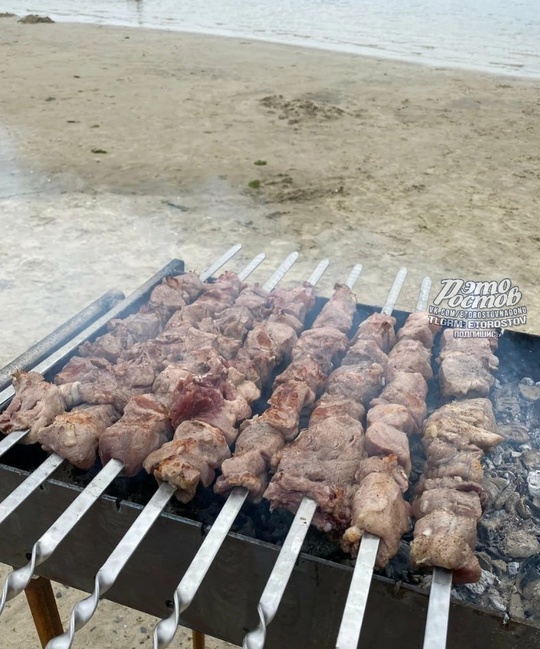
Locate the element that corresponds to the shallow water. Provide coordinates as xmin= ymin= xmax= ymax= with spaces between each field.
xmin=2 ymin=0 xmax=540 ymax=77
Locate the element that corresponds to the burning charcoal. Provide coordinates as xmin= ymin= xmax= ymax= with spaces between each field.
xmin=522 ymin=449 xmax=540 ymax=470
xmin=488 ymin=591 xmax=508 ymax=612
xmin=500 ymin=529 xmax=540 ymax=560
xmin=464 ymin=569 xmax=496 ymax=596
xmin=518 ymin=378 xmax=540 ymax=402
xmin=516 ymin=556 xmax=540 ymax=618
xmin=527 ymin=470 xmax=540 ymax=499
xmin=497 ymin=423 xmax=530 ymax=444
xmin=508 ymin=561 xmax=520 ymax=577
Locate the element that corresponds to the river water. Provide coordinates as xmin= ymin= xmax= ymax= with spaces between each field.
xmin=2 ymin=0 xmax=540 ymax=78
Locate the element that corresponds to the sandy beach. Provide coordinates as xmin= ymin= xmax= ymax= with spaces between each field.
xmin=0 ymin=13 xmax=539 ymax=648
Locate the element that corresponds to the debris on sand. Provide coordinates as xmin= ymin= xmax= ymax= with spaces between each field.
xmin=0 ymin=12 xmax=15 ymax=18
xmin=18 ymin=14 xmax=55 ymax=24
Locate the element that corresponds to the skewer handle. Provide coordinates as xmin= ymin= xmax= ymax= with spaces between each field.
xmin=335 ymin=533 xmax=380 ymax=649
xmin=0 ymin=459 xmax=123 ymax=616
xmin=423 ymin=568 xmax=452 ymax=649
xmin=243 ymin=498 xmax=317 ymax=649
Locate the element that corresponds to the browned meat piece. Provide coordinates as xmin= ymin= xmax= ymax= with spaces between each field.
xmin=198 ymin=306 xmax=254 ymax=339
xmin=215 ymin=418 xmax=284 ymax=500
xmin=151 ymin=355 xmax=229 ymax=408
xmin=232 ymin=348 xmax=268 ymax=388
xmin=263 ymin=381 xmax=316 ymax=440
xmin=169 ymin=375 xmax=251 ymax=444
xmin=54 ymin=356 xmax=112 ymax=385
xmin=0 ymin=371 xmax=66 ymax=444
xmin=439 ymin=329 xmax=499 ymax=367
xmin=39 ymin=405 xmax=118 ymax=469
xmin=225 ymin=366 xmax=261 ymax=404
xmin=108 ymin=312 xmax=162 ymax=341
xmin=99 ymin=394 xmax=172 ymax=476
xmin=79 ymin=313 xmax=162 ymax=361
xmin=245 ymin=322 xmax=297 ymax=361
xmin=269 ymin=283 xmax=316 ymax=324
xmin=144 ymin=419 xmax=231 ymax=502
xmin=274 ymin=356 xmax=327 ymax=394
xmin=371 ymin=371 xmax=428 ymax=428
xmin=342 ymin=472 xmax=410 ymax=565
xmin=78 ymin=333 xmax=125 ymax=363
xmin=423 ymin=400 xmax=503 ymax=451
xmin=312 ymin=284 xmax=357 ymax=334
xmin=326 ymin=363 xmax=385 ymax=405
xmin=353 ymin=313 xmax=396 ymax=353
xmin=354 ymin=456 xmax=409 ymax=493
xmin=161 ymin=271 xmax=244 ymax=326
xmin=309 ymin=395 xmax=365 ymax=426
xmin=414 ymin=476 xmax=485 ymax=500
xmin=439 ymin=353 xmax=495 ymax=399
xmin=112 ymin=353 xmax=160 ymax=389
xmin=234 ymin=285 xmax=272 ymax=320
xmin=291 ymin=327 xmax=349 ymax=373
xmin=397 ymin=311 xmax=440 ymax=349
xmin=424 ymin=439 xmax=484 ymax=483
xmin=61 ymin=372 xmax=138 ymax=412
xmin=411 ymin=488 xmax=482 ymax=520
xmin=366 ymin=403 xmax=418 ymax=435
xmin=386 ymin=339 xmax=433 ymax=381
xmin=410 ymin=510 xmax=481 ymax=583
xmin=342 ymin=339 xmax=388 ymax=368
xmin=147 ymin=272 xmax=203 ymax=313
xmin=424 ymin=398 xmax=498 ymax=433
xmin=364 ymin=422 xmax=411 ymax=476
xmin=268 ymin=311 xmax=303 ymax=333
xmin=264 ymin=415 xmax=365 ymax=532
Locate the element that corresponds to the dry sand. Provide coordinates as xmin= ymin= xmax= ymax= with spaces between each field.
xmin=0 ymin=13 xmax=539 ymax=648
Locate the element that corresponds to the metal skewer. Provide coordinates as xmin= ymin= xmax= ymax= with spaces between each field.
xmin=243 ymin=267 xmax=406 ymax=649
xmin=423 ymin=568 xmax=453 ymax=649
xmin=0 ymin=289 xmax=124 ymax=393
xmin=152 ymin=260 xmax=336 ymax=649
xmin=335 ymin=274 xmax=432 ymax=649
xmin=0 ymin=249 xmax=255 ymax=527
xmin=0 ymin=244 xmax=243 ymax=459
xmin=44 ymin=252 xmax=304 ymax=649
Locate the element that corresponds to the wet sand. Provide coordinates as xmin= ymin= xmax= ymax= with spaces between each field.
xmin=0 ymin=14 xmax=539 ymax=648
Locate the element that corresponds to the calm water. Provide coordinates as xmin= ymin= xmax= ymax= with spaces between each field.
xmin=2 ymin=0 xmax=540 ymax=77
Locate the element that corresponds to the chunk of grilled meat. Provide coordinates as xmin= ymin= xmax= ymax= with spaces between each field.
xmin=438 ymin=352 xmax=496 ymax=399
xmin=0 ymin=371 xmax=66 ymax=444
xmin=146 ymin=272 xmax=204 ymax=314
xmin=144 ymin=419 xmax=231 ymax=503
xmin=386 ymin=338 xmax=433 ymax=381
xmin=79 ymin=313 xmax=162 ymax=362
xmin=312 ymin=283 xmax=357 ymax=334
xmin=353 ymin=313 xmax=396 ymax=353
xmin=423 ymin=398 xmax=503 ymax=451
xmin=99 ymin=394 xmax=172 ymax=476
xmin=326 ymin=363 xmax=386 ymax=405
xmin=291 ymin=327 xmax=349 ymax=374
xmin=341 ymin=472 xmax=410 ymax=566
xmin=371 ymin=371 xmax=428 ymax=428
xmin=366 ymin=403 xmax=418 ymax=436
xmin=39 ymin=405 xmax=118 ymax=469
xmin=264 ymin=415 xmax=365 ymax=533
xmin=396 ymin=311 xmax=440 ymax=349
xmin=354 ymin=455 xmax=408 ymax=493
xmin=364 ymin=421 xmax=411 ymax=476
xmin=309 ymin=395 xmax=365 ymax=427
xmin=214 ymin=418 xmax=284 ymax=500
xmin=341 ymin=338 xmax=388 ymax=368
xmin=410 ymin=510 xmax=481 ymax=584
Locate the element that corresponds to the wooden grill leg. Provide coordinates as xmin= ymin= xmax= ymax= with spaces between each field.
xmin=24 ymin=576 xmax=63 ymax=648
xmin=192 ymin=629 xmax=206 ymax=649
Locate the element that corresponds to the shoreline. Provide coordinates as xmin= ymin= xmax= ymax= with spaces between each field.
xmin=2 ymin=6 xmax=540 ymax=80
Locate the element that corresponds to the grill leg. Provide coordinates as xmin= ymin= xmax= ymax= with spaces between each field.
xmin=192 ymin=629 xmax=206 ymax=649
xmin=24 ymin=576 xmax=63 ymax=648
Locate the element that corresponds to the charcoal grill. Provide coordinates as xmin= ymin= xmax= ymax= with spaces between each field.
xmin=0 ymin=250 xmax=539 ymax=649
